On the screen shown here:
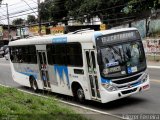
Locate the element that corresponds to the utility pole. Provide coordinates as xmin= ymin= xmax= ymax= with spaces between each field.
xmin=6 ymin=3 xmax=10 ymax=41
xmin=38 ymin=0 xmax=41 ymax=35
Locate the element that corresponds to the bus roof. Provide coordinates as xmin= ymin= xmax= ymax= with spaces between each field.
xmin=9 ymin=27 xmax=138 ymax=46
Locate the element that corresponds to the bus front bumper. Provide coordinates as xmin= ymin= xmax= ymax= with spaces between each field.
xmin=100 ymin=78 xmax=150 ymax=103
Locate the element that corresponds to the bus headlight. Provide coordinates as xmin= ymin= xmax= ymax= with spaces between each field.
xmin=102 ymin=83 xmax=118 ymax=91
xmin=141 ymin=72 xmax=148 ymax=83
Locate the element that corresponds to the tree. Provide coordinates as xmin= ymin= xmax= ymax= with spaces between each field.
xmin=12 ymin=18 xmax=25 ymax=26
xmin=39 ymin=0 xmax=159 ymax=26
xmin=123 ymin=0 xmax=157 ymax=15
xmin=40 ymin=0 xmax=68 ymax=24
xmin=27 ymin=15 xmax=37 ymax=24
xmin=39 ymin=0 xmax=51 ymax=22
xmin=65 ymin=0 xmax=129 ymax=24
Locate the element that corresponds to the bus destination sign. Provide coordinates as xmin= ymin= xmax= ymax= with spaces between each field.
xmin=96 ymin=31 xmax=140 ymax=46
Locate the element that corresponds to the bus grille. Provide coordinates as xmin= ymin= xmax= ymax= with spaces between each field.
xmin=112 ymin=74 xmax=141 ymax=85
xmin=121 ymin=88 xmax=137 ymax=95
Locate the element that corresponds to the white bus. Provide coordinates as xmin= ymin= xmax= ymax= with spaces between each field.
xmin=9 ymin=28 xmax=150 ymax=103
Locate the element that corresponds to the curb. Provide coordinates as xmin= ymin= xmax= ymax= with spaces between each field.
xmin=147 ymin=66 xmax=160 ymax=69
xmin=0 ymin=83 xmax=126 ymax=120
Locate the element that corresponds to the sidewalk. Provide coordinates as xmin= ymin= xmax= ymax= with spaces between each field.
xmin=147 ymin=60 xmax=160 ymax=66
xmin=147 ymin=60 xmax=160 ymax=69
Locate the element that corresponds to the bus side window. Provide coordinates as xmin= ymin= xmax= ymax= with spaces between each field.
xmin=91 ymin=51 xmax=96 ymax=73
xmin=22 ymin=46 xmax=29 ymax=63
xmin=17 ymin=47 xmax=23 ymax=63
xmin=47 ymin=45 xmax=54 ymax=65
xmin=54 ymin=44 xmax=66 ymax=65
xmin=66 ymin=43 xmax=83 ymax=67
xmin=86 ymin=51 xmax=91 ymax=72
xmin=47 ymin=42 xmax=83 ymax=67
xmin=28 ymin=46 xmax=37 ymax=64
xmin=10 ymin=46 xmax=37 ymax=64
xmin=10 ymin=47 xmax=16 ymax=62
xmin=47 ymin=44 xmax=66 ymax=65
xmin=12 ymin=47 xmax=20 ymax=63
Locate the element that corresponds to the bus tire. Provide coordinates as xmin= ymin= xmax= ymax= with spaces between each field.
xmin=76 ymin=87 xmax=85 ymax=103
xmin=72 ymin=83 xmax=85 ymax=103
xmin=30 ymin=77 xmax=38 ymax=92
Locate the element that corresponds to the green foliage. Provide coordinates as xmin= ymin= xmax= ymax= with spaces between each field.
xmin=123 ymin=0 xmax=157 ymax=14
xmin=39 ymin=0 xmax=159 ymax=24
xmin=27 ymin=15 xmax=37 ymax=24
xmin=11 ymin=0 xmax=159 ymax=26
xmin=40 ymin=0 xmax=68 ymax=23
xmin=0 ymin=86 xmax=87 ymax=120
xmin=39 ymin=0 xmax=52 ymax=22
xmin=12 ymin=18 xmax=25 ymax=25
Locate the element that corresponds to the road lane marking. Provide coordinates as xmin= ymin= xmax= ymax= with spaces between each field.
xmin=0 ymin=83 xmax=125 ymax=120
xmin=148 ymin=66 xmax=160 ymax=69
xmin=150 ymin=79 xmax=160 ymax=83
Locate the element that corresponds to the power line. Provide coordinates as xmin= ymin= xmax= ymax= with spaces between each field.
xmin=8 ymin=0 xmax=37 ymax=7
xmin=0 ymin=6 xmax=36 ymax=17
xmin=0 ymin=7 xmax=7 ymax=12
xmin=0 ymin=2 xmax=37 ymax=18
xmin=0 ymin=7 xmax=37 ymax=19
xmin=8 ymin=2 xmax=37 ymax=10
xmin=21 ymin=0 xmax=38 ymax=16
xmin=0 ymin=19 xmax=5 ymax=24
xmin=9 ymin=7 xmax=37 ymax=16
xmin=30 ymin=0 xmax=38 ymax=4
xmin=0 ymin=12 xmax=7 ymax=18
xmin=0 ymin=1 xmax=37 ymax=20
xmin=0 ymin=11 xmax=38 ymax=21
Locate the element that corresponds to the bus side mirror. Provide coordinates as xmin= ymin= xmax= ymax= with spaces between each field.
xmin=97 ymin=50 xmax=102 ymax=65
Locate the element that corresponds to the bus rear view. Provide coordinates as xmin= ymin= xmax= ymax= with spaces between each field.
xmin=95 ymin=29 xmax=150 ymax=103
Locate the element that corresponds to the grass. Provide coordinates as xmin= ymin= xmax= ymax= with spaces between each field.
xmin=0 ymin=86 xmax=88 ymax=120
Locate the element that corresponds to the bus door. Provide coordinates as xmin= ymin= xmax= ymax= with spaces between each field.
xmin=85 ymin=50 xmax=101 ymax=100
xmin=37 ymin=51 xmax=51 ymax=89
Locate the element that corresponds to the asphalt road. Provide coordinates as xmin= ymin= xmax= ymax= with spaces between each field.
xmin=148 ymin=68 xmax=160 ymax=80
xmin=0 ymin=58 xmax=160 ymax=118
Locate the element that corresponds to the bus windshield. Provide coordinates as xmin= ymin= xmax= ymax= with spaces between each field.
xmin=99 ymin=41 xmax=146 ymax=79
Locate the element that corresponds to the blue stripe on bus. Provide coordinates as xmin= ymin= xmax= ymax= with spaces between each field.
xmin=54 ymin=65 xmax=70 ymax=89
xmin=101 ymin=77 xmax=110 ymax=84
xmin=19 ymin=72 xmax=38 ymax=80
xmin=52 ymin=37 xmax=67 ymax=43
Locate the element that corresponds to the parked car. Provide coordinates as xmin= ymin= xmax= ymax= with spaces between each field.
xmin=0 ymin=45 xmax=9 ymax=58
xmin=0 ymin=47 xmax=4 ymax=58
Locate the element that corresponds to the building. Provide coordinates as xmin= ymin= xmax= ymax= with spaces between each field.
xmin=0 ymin=25 xmax=17 ymax=47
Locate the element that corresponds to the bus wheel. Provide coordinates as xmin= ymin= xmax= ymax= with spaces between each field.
xmin=30 ymin=77 xmax=38 ymax=92
xmin=76 ymin=87 xmax=85 ymax=103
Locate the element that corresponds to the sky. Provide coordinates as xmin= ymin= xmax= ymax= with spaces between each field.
xmin=0 ymin=0 xmax=40 ymax=24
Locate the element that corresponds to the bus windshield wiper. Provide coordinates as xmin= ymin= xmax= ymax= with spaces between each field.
xmin=108 ymin=45 xmax=124 ymax=63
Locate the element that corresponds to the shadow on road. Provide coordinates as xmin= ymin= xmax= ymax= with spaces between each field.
xmin=86 ymin=97 xmax=146 ymax=110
